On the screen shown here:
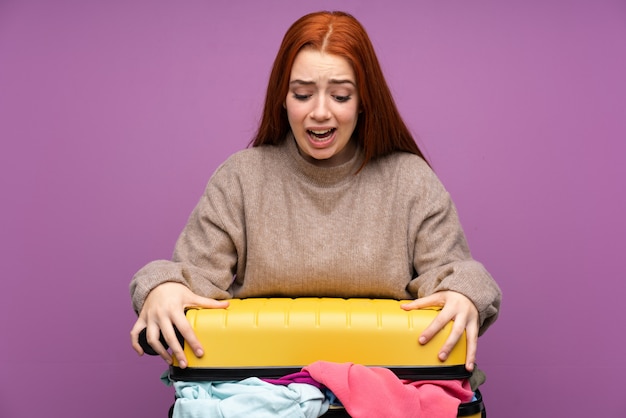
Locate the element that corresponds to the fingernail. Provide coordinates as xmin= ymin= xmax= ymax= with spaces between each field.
xmin=195 ymin=349 xmax=204 ymax=357
xmin=439 ymin=352 xmax=448 ymax=361
xmin=418 ymin=337 xmax=426 ymax=344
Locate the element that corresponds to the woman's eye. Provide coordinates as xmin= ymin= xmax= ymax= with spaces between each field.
xmin=293 ymin=93 xmax=311 ymax=101
xmin=334 ymin=95 xmax=351 ymax=103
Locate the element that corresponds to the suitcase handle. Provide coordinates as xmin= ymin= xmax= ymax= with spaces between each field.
xmin=138 ymin=326 xmax=184 ymax=356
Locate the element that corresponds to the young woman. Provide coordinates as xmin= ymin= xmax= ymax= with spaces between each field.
xmin=130 ymin=10 xmax=501 ymax=385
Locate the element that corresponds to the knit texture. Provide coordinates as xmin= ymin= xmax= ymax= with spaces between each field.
xmin=130 ymin=136 xmax=501 ymax=332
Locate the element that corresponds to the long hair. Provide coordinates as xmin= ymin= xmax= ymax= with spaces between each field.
xmin=251 ymin=11 xmax=427 ymax=167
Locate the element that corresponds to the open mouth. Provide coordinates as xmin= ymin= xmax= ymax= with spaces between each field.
xmin=307 ymin=128 xmax=336 ymax=141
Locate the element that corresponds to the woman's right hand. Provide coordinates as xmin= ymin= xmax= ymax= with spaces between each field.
xmin=130 ymin=282 xmax=229 ymax=368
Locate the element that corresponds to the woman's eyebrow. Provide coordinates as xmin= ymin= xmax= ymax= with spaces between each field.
xmin=289 ymin=79 xmax=356 ymax=86
xmin=329 ymin=79 xmax=356 ymax=86
xmin=289 ymin=79 xmax=315 ymax=86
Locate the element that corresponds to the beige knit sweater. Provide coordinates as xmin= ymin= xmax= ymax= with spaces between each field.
xmin=130 ymin=136 xmax=501 ymax=333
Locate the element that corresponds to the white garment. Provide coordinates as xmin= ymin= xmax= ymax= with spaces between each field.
xmin=173 ymin=377 xmax=329 ymax=418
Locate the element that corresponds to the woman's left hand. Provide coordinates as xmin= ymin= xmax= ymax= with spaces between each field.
xmin=401 ymin=290 xmax=479 ymax=372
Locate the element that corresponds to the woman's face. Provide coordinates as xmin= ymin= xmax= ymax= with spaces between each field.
xmin=285 ymin=49 xmax=360 ymax=167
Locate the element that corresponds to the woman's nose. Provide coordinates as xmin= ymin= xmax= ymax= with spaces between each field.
xmin=310 ymin=97 xmax=331 ymax=121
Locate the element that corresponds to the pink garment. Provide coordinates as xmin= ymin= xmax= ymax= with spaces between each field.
xmin=304 ymin=361 xmax=473 ymax=418
xmin=262 ymin=371 xmax=325 ymax=390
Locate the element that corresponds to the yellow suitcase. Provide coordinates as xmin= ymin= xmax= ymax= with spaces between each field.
xmin=144 ymin=298 xmax=485 ymax=417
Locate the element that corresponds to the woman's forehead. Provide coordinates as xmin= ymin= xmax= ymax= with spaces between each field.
xmin=290 ymin=49 xmax=355 ymax=83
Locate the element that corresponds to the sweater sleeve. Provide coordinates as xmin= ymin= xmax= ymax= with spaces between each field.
xmin=129 ymin=161 xmax=244 ymax=314
xmin=406 ymin=170 xmax=502 ymax=335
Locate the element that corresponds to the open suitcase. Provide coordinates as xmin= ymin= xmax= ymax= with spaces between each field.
xmin=146 ymin=298 xmax=486 ymax=417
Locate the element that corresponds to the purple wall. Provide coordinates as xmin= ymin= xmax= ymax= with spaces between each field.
xmin=1 ymin=1 xmax=625 ymax=416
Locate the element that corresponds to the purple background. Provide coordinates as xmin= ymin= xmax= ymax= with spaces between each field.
xmin=1 ymin=1 xmax=625 ymax=416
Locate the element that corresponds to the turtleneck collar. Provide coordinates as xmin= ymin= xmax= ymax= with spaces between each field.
xmin=281 ymin=132 xmax=365 ymax=188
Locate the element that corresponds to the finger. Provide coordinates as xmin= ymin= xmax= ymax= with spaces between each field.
xmin=160 ymin=321 xmax=186 ymax=368
xmin=437 ymin=315 xmax=467 ymax=362
xmin=172 ymin=317 xmax=201 ymax=361
xmin=464 ymin=319 xmax=479 ymax=371
xmin=400 ymin=294 xmax=444 ymax=311
xmin=418 ymin=308 xmax=454 ymax=345
xmin=145 ymin=322 xmax=173 ymax=365
xmin=130 ymin=318 xmax=147 ymax=355
xmin=170 ymin=298 xmax=229 ymax=366
xmin=181 ymin=297 xmax=229 ymax=358
xmin=185 ymin=296 xmax=229 ymax=310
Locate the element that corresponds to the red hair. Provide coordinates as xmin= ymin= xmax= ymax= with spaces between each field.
xmin=251 ymin=11 xmax=427 ymax=167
